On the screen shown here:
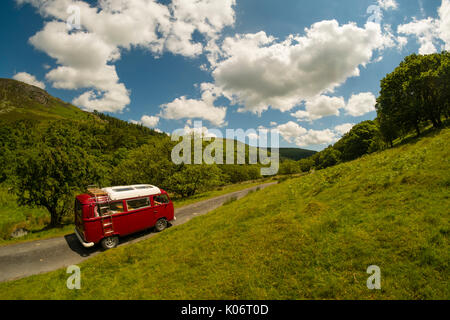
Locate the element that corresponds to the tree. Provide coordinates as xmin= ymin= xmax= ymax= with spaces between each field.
xmin=317 ymin=147 xmax=342 ymax=169
xmin=279 ymin=160 xmax=301 ymax=175
xmin=111 ymin=139 xmax=177 ymax=188
xmin=166 ymin=165 xmax=224 ymax=198
xmin=334 ymin=121 xmax=383 ymax=162
xmin=377 ymin=52 xmax=450 ymax=140
xmin=298 ymin=158 xmax=315 ymax=173
xmin=15 ymin=145 xmax=100 ymax=226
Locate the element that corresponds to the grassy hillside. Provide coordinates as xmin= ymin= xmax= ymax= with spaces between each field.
xmin=0 ymin=78 xmax=92 ymax=121
xmin=1 ymin=127 xmax=448 ymax=299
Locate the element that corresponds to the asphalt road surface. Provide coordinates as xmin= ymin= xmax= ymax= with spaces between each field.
xmin=0 ymin=182 xmax=277 ymax=283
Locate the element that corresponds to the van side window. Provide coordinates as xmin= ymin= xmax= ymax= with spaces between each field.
xmin=126 ymin=197 xmax=151 ymax=211
xmin=109 ymin=201 xmax=125 ymax=215
xmin=153 ymin=194 xmax=169 ymax=206
xmin=98 ymin=201 xmax=124 ymax=216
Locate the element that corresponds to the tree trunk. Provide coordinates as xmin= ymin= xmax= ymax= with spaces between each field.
xmin=415 ymin=123 xmax=421 ymax=137
xmin=48 ymin=207 xmax=61 ymax=227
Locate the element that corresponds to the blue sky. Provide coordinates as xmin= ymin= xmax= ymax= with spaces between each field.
xmin=1 ymin=0 xmax=448 ymax=150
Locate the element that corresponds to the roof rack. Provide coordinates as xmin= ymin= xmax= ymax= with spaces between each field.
xmin=87 ymin=186 xmax=110 ymax=204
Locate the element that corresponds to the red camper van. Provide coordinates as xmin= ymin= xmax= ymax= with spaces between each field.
xmin=74 ymin=185 xmax=175 ymax=249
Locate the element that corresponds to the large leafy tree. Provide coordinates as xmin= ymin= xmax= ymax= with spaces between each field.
xmin=377 ymin=52 xmax=450 ymax=139
xmin=14 ymin=121 xmax=102 ymax=226
xmin=166 ymin=164 xmax=224 ymax=198
xmin=111 ymin=139 xmax=177 ymax=188
xmin=334 ymin=120 xmax=382 ymax=162
xmin=15 ymin=146 xmax=100 ymax=226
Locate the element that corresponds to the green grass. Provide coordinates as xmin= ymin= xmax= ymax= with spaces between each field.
xmin=0 ymin=185 xmax=54 ymax=244
xmin=0 ymin=179 xmax=273 ymax=246
xmin=1 ymin=128 xmax=448 ymax=299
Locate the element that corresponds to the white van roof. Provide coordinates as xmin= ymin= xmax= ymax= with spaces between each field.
xmin=101 ymin=184 xmax=161 ymax=201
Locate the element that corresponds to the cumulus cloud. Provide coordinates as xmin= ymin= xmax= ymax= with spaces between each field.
xmin=290 ymin=92 xmax=376 ymax=122
xmin=291 ymin=95 xmax=345 ymax=121
xmin=210 ymin=21 xmax=394 ymax=114
xmin=344 ymin=92 xmax=377 ymax=117
xmin=12 ymin=72 xmax=46 ymax=89
xmin=398 ymin=0 xmax=450 ymax=54
xmin=159 ymin=83 xmax=227 ymax=127
xmin=398 ymin=18 xmax=440 ymax=54
xmin=17 ymin=0 xmax=236 ymax=112
xmin=377 ymin=0 xmax=398 ymax=10
xmin=439 ymin=0 xmax=450 ymax=50
xmin=177 ymin=124 xmax=217 ymax=138
xmin=334 ymin=123 xmax=355 ymax=135
xmin=140 ymin=115 xmax=160 ymax=128
xmin=166 ymin=0 xmax=236 ymax=57
xmin=276 ymin=121 xmax=338 ymax=148
xmin=130 ymin=115 xmax=160 ymax=129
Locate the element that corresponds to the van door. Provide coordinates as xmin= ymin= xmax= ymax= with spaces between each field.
xmin=152 ymin=194 xmax=171 ymax=223
xmin=121 ymin=197 xmax=153 ymax=234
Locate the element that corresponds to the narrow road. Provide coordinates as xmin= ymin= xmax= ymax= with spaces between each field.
xmin=0 ymin=182 xmax=277 ymax=283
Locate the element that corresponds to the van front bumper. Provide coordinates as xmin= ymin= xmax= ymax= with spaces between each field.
xmin=74 ymin=228 xmax=95 ymax=248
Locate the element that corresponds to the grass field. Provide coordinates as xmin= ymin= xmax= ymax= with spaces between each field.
xmin=0 ymin=179 xmax=274 ymax=246
xmin=0 ymin=128 xmax=448 ymax=299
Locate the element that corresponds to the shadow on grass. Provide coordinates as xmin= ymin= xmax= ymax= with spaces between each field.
xmin=64 ymin=222 xmax=174 ymax=257
xmin=393 ymin=121 xmax=449 ymax=149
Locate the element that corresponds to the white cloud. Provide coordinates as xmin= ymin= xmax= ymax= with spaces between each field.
xmin=140 ymin=115 xmax=160 ymax=128
xmin=290 ymin=92 xmax=376 ymax=121
xmin=130 ymin=115 xmax=160 ymax=129
xmin=344 ymin=92 xmax=377 ymax=117
xmin=377 ymin=0 xmax=398 ymax=10
xmin=397 ymin=0 xmax=450 ymax=54
xmin=159 ymin=83 xmax=227 ymax=127
xmin=17 ymin=0 xmax=236 ymax=113
xmin=291 ymin=95 xmax=345 ymax=121
xmin=276 ymin=121 xmax=307 ymax=141
xmin=398 ymin=18 xmax=440 ymax=54
xmin=334 ymin=123 xmax=355 ymax=135
xmin=166 ymin=0 xmax=236 ymax=57
xmin=12 ymin=72 xmax=46 ymax=89
xmin=178 ymin=124 xmax=217 ymax=138
xmin=276 ymin=121 xmax=338 ymax=148
xmin=211 ymin=21 xmax=394 ymax=114
xmin=439 ymin=0 xmax=450 ymax=50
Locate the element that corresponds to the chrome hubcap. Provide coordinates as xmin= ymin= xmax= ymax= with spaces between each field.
xmin=157 ymin=220 xmax=166 ymax=230
xmin=105 ymin=238 xmax=115 ymax=247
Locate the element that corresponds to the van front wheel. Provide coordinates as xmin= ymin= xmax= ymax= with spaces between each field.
xmin=155 ymin=218 xmax=168 ymax=232
xmin=101 ymin=236 xmax=119 ymax=250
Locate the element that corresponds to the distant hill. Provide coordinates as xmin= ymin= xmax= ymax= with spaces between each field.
xmin=0 ymin=78 xmax=164 ymax=140
xmin=273 ymin=148 xmax=317 ymax=161
xmin=0 ymin=78 xmax=316 ymax=161
xmin=0 ymin=78 xmax=92 ymax=121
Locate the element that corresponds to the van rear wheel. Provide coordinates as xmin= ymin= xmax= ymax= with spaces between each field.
xmin=101 ymin=236 xmax=119 ymax=250
xmin=155 ymin=218 xmax=168 ymax=232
